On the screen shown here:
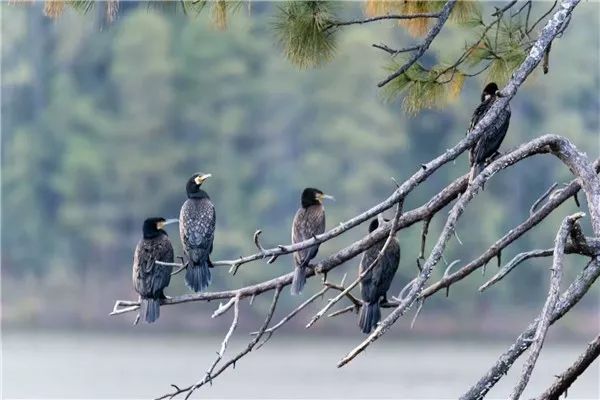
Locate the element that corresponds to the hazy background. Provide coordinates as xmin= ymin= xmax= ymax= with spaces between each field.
xmin=1 ymin=1 xmax=599 ymax=398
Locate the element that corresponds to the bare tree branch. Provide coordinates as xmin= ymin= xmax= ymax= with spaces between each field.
xmin=536 ymin=333 xmax=600 ymax=400
xmin=327 ymin=12 xmax=440 ymax=30
xmin=422 ymin=159 xmax=599 ymax=302
xmin=158 ymin=286 xmax=283 ymax=400
xmin=377 ymin=0 xmax=457 ymax=87
xmin=338 ymin=129 xmax=590 ymax=368
xmin=461 ymin=256 xmax=600 ymax=400
xmin=508 ymin=212 xmax=584 ymax=400
xmin=479 ymin=237 xmax=600 ymax=292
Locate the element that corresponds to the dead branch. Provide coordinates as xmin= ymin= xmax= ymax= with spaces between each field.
xmin=421 ymin=158 xmax=599 ymax=301
xmin=460 ymin=257 xmax=600 ymax=400
xmin=337 ymin=131 xmax=589 ymax=368
xmin=158 ymin=286 xmax=283 ymax=400
xmin=479 ymin=235 xmax=599 ymax=292
xmin=508 ymin=213 xmax=584 ymax=400
xmin=203 ymin=296 xmax=240 ymax=388
xmin=536 ymin=333 xmax=600 ymax=400
xmin=252 ymin=286 xmax=330 ymax=337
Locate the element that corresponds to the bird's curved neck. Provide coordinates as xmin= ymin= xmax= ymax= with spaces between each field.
xmin=303 ymin=203 xmax=323 ymax=211
xmin=144 ymin=230 xmax=167 ymax=240
xmin=187 ymin=189 xmax=210 ymax=200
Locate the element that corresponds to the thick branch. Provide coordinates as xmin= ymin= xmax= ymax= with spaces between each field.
xmin=508 ymin=213 xmax=583 ymax=400
xmin=536 ymin=334 xmax=600 ymax=400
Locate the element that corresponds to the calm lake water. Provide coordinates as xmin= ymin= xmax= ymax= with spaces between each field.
xmin=2 ymin=331 xmax=599 ymax=399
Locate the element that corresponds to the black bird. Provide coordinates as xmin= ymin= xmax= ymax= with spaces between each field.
xmin=358 ymin=218 xmax=400 ymax=334
xmin=467 ymin=82 xmax=511 ymax=183
xmin=132 ymin=217 xmax=177 ymax=323
xmin=291 ymin=188 xmax=334 ymax=295
xmin=180 ymin=173 xmax=215 ymax=292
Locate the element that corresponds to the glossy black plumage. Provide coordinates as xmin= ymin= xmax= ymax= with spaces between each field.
xmin=132 ymin=217 xmax=175 ymax=323
xmin=358 ymin=219 xmax=400 ymax=334
xmin=468 ymin=82 xmax=511 ymax=183
xmin=179 ymin=173 xmax=215 ymax=292
xmin=290 ymin=188 xmax=329 ymax=295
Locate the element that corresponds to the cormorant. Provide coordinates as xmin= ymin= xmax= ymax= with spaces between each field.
xmin=358 ymin=218 xmax=400 ymax=334
xmin=132 ymin=217 xmax=177 ymax=323
xmin=179 ymin=173 xmax=215 ymax=292
xmin=291 ymin=187 xmax=334 ymax=295
xmin=467 ymin=82 xmax=511 ymax=183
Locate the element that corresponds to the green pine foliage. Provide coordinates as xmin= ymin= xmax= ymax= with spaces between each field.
xmin=273 ymin=1 xmax=337 ymax=69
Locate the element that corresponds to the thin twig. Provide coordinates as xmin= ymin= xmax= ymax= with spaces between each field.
xmin=372 ymin=43 xmax=420 ymax=56
xmin=327 ymin=12 xmax=439 ymax=30
xmin=377 ymin=0 xmax=457 ymax=87
xmin=529 ymin=182 xmax=558 ymax=215
xmin=479 ymin=249 xmax=553 ymax=292
xmin=252 ymin=286 xmax=329 ymax=336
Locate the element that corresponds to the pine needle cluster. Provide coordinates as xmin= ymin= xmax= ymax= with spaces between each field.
xmin=273 ymin=1 xmax=337 ymax=69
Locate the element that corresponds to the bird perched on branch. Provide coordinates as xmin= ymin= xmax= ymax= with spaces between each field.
xmin=467 ymin=82 xmax=511 ymax=184
xmin=180 ymin=172 xmax=215 ymax=292
xmin=133 ymin=217 xmax=177 ymax=323
xmin=290 ymin=187 xmax=334 ymax=295
xmin=358 ymin=218 xmax=400 ymax=334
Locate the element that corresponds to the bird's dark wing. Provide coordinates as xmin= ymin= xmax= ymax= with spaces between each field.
xmin=473 ymin=106 xmax=511 ymax=164
xmin=292 ymin=205 xmax=325 ymax=268
xmin=132 ymin=235 xmax=174 ymax=298
xmin=152 ymin=235 xmax=174 ymax=295
xmin=468 ymin=99 xmax=493 ymax=165
xmin=376 ymin=238 xmax=400 ymax=298
xmin=180 ymin=198 xmax=216 ymax=262
xmin=359 ymin=244 xmax=382 ymax=304
xmin=468 ymin=100 xmax=492 ymax=134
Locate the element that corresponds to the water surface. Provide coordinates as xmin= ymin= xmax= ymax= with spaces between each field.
xmin=3 ymin=332 xmax=599 ymax=399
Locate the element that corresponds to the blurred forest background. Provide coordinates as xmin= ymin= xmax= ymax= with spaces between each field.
xmin=1 ymin=1 xmax=599 ymax=339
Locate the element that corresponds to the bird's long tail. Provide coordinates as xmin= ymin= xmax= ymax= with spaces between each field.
xmin=185 ymin=261 xmax=212 ymax=292
xmin=291 ymin=266 xmax=306 ymax=296
xmin=140 ymin=298 xmax=160 ymax=323
xmin=358 ymin=302 xmax=381 ymax=334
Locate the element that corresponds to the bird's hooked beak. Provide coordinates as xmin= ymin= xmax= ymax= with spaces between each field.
xmin=194 ymin=173 xmax=212 ymax=185
xmin=317 ymin=193 xmax=335 ymax=203
xmin=157 ymin=218 xmax=179 ymax=229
